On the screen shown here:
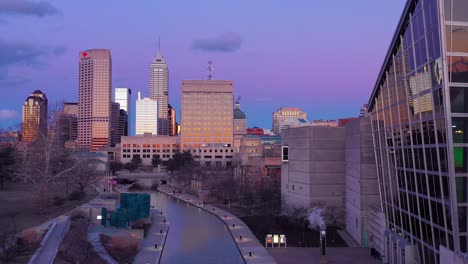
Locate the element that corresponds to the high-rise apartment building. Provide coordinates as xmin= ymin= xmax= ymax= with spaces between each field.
xmin=368 ymin=0 xmax=468 ymax=262
xmin=272 ymin=107 xmax=307 ymax=135
xmin=77 ymin=49 xmax=112 ymax=151
xmin=22 ymin=90 xmax=48 ymax=143
xmin=149 ymin=43 xmax=169 ymax=135
xmin=168 ymin=104 xmax=177 ymax=136
xmin=135 ymin=92 xmax=158 ymax=135
xmin=181 ymin=80 xmax=234 ymax=166
xmin=114 ymin=88 xmax=131 ymax=136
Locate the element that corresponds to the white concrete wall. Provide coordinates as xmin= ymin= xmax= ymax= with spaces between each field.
xmin=281 ymin=126 xmax=346 ymax=211
xmin=345 ymin=117 xmax=379 ymax=247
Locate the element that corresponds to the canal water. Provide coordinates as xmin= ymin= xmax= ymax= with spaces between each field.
xmin=151 ymin=191 xmax=245 ymax=264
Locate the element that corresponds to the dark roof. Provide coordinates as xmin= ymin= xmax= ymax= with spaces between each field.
xmin=234 ymin=108 xmax=246 ymax=119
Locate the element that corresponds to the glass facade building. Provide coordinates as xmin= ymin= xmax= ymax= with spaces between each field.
xmin=368 ymin=0 xmax=468 ymax=263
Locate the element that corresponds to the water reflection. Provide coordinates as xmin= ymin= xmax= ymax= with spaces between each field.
xmin=151 ymin=191 xmax=245 ymax=264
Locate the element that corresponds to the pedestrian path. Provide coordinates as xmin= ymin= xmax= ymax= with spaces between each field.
xmin=28 ymin=215 xmax=70 ymax=264
xmin=132 ymin=209 xmax=169 ymax=264
xmin=158 ymin=186 xmax=276 ymax=264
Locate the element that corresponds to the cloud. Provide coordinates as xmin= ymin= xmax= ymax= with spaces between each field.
xmin=52 ymin=45 xmax=66 ymax=55
xmin=0 ymin=39 xmax=66 ymax=85
xmin=192 ymin=33 xmax=242 ymax=52
xmin=0 ymin=110 xmax=19 ymax=121
xmin=0 ymin=0 xmax=59 ymax=17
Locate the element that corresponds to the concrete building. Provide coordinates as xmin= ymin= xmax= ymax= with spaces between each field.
xmin=367 ymin=0 xmax=468 ymax=262
xmin=114 ymin=88 xmax=131 ymax=136
xmin=120 ymin=135 xmax=180 ymax=166
xmin=310 ymin=119 xmax=338 ymax=127
xmin=181 ymin=80 xmax=234 ymax=166
xmin=110 ymin=102 xmax=120 ymax=146
xmin=22 ymin=90 xmax=48 ymax=143
xmin=272 ymin=107 xmax=307 ymax=135
xmin=149 ymin=41 xmax=169 ymax=135
xmin=168 ymin=104 xmax=177 ymax=136
xmin=77 ymin=49 xmax=112 ymax=151
xmin=135 ymin=92 xmax=158 ymax=135
xmin=281 ymin=126 xmax=346 ymax=212
xmin=344 ymin=117 xmax=380 ymax=248
xmin=233 ymin=98 xmax=247 ymax=153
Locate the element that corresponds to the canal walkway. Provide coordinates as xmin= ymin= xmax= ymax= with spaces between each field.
xmin=132 ymin=209 xmax=169 ymax=264
xmin=158 ymin=186 xmax=276 ymax=264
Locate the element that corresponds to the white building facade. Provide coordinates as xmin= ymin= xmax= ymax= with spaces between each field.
xmin=135 ymin=92 xmax=158 ymax=135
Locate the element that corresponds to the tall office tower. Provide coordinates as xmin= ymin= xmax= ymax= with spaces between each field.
xmin=135 ymin=92 xmax=158 ymax=135
xmin=77 ymin=49 xmax=112 ymax=151
xmin=168 ymin=104 xmax=177 ymax=136
xmin=22 ymin=90 xmax=48 ymax=143
xmin=110 ymin=102 xmax=120 ymax=146
xmin=54 ymin=102 xmax=78 ymax=143
xmin=118 ymin=110 xmax=128 ymax=138
xmin=233 ymin=98 xmax=247 ymax=153
xmin=114 ymin=88 xmax=131 ymax=136
xmin=272 ymin=107 xmax=307 ymax=135
xmin=181 ymin=80 xmax=234 ymax=166
xmin=368 ymin=0 xmax=468 ymax=263
xmin=149 ymin=41 xmax=169 ymax=135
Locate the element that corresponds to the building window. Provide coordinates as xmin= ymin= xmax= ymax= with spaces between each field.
xmin=282 ymin=146 xmax=289 ymax=162
xmin=292 ymin=185 xmax=295 ymax=191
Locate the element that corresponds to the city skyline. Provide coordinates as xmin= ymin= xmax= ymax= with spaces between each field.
xmin=0 ymin=0 xmax=406 ymax=131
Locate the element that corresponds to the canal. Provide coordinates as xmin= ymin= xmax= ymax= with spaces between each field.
xmin=151 ymin=191 xmax=245 ymax=264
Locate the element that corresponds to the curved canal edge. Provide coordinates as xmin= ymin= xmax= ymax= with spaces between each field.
xmin=158 ymin=186 xmax=277 ymax=264
xmin=132 ymin=209 xmax=170 ymax=264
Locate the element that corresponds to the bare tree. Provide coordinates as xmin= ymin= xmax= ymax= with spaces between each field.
xmin=70 ymin=156 xmax=99 ymax=192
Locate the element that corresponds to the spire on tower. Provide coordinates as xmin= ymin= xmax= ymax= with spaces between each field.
xmin=158 ymin=36 xmax=161 ymax=53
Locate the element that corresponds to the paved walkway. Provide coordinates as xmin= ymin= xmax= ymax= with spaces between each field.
xmin=158 ymin=186 xmax=276 ymax=264
xmin=28 ymin=215 xmax=70 ymax=264
xmin=132 ymin=209 xmax=169 ymax=264
xmin=336 ymin=230 xmax=359 ymax=247
xmin=267 ymin=247 xmax=380 ymax=264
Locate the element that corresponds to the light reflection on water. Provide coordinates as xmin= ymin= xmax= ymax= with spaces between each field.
xmin=152 ymin=191 xmax=245 ymax=264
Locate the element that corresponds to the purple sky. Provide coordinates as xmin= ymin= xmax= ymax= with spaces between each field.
xmin=0 ymin=0 xmax=406 ymax=133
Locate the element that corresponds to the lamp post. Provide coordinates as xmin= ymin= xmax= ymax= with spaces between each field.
xmin=320 ymin=227 xmax=327 ymax=263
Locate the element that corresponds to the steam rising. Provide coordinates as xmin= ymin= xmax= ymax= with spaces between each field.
xmin=308 ymin=207 xmax=326 ymax=230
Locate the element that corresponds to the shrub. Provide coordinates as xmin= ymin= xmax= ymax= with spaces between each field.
xmin=68 ymin=191 xmax=85 ymax=201
xmin=52 ymin=195 xmax=65 ymax=206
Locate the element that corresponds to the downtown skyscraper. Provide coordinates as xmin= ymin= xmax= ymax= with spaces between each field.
xmin=114 ymin=87 xmax=131 ymax=136
xmin=77 ymin=49 xmax=112 ymax=151
xmin=136 ymin=92 xmax=158 ymax=135
xmin=22 ymin=90 xmax=48 ymax=143
xmin=149 ymin=42 xmax=169 ymax=135
xmin=368 ymin=0 xmax=468 ymax=263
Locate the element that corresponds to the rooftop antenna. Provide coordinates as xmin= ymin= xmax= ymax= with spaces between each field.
xmin=207 ymin=60 xmax=214 ymax=80
xmin=158 ymin=36 xmax=161 ymax=53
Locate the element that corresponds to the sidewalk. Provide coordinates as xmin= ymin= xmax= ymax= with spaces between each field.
xmin=132 ymin=209 xmax=169 ymax=264
xmin=28 ymin=215 xmax=70 ymax=264
xmin=158 ymin=186 xmax=276 ymax=264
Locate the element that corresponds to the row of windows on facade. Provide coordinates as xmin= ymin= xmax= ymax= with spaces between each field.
xmin=122 ymin=154 xmax=232 ymax=160
xmin=182 ymin=124 xmax=232 ymax=128
xmin=122 ymin=154 xmax=171 ymax=159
